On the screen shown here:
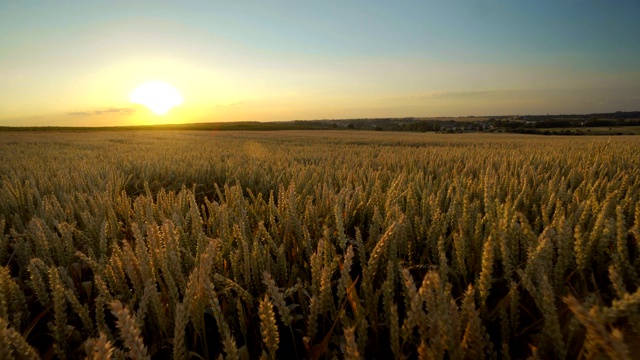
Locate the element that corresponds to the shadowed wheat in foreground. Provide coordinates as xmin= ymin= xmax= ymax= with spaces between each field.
xmin=0 ymin=130 xmax=639 ymax=359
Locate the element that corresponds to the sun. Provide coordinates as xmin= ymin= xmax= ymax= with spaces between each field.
xmin=130 ymin=81 xmax=183 ymax=115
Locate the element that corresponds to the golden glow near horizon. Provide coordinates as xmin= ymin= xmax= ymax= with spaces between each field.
xmin=130 ymin=81 xmax=183 ymax=115
xmin=1 ymin=2 xmax=639 ymax=127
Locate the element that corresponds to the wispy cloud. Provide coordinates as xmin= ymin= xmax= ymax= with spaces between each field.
xmin=67 ymin=107 xmax=137 ymax=116
xmin=214 ymin=101 xmax=247 ymax=108
xmin=383 ymin=89 xmax=522 ymax=101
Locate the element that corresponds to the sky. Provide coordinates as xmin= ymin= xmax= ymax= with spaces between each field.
xmin=1 ymin=0 xmax=639 ymax=126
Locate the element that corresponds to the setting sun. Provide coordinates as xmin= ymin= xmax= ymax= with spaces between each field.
xmin=130 ymin=81 xmax=183 ymax=115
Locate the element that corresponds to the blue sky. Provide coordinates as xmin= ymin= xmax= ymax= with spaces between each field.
xmin=1 ymin=0 xmax=639 ymax=125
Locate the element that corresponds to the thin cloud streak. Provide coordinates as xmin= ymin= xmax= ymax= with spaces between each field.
xmin=67 ymin=107 xmax=137 ymax=116
xmin=382 ymin=89 xmax=526 ymax=101
xmin=214 ymin=101 xmax=247 ymax=108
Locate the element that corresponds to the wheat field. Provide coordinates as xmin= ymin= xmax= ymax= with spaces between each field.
xmin=0 ymin=130 xmax=639 ymax=359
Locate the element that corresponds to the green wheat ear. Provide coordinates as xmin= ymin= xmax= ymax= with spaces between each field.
xmin=109 ymin=301 xmax=150 ymax=360
xmin=84 ymin=333 xmax=114 ymax=360
xmin=342 ymin=326 xmax=361 ymax=360
xmin=0 ymin=317 xmax=40 ymax=359
xmin=259 ymin=294 xmax=279 ymax=360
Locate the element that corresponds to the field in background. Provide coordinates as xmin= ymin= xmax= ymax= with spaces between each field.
xmin=535 ymin=126 xmax=640 ymax=136
xmin=1 ymin=130 xmax=639 ymax=359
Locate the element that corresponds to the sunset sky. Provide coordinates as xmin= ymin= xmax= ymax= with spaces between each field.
xmin=1 ymin=0 xmax=639 ymax=126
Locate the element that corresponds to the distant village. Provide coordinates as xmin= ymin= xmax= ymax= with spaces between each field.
xmin=313 ymin=110 xmax=640 ymax=135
